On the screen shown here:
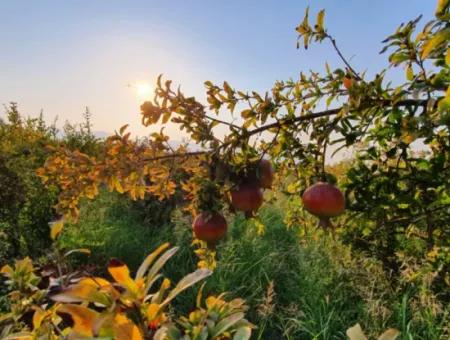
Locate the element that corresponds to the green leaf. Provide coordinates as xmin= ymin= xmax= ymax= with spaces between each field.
xmin=422 ymin=27 xmax=450 ymax=59
xmin=406 ymin=65 xmax=414 ymax=81
xmin=64 ymin=248 xmax=91 ymax=257
xmin=161 ymin=269 xmax=212 ymax=307
xmin=154 ymin=325 xmax=182 ymax=340
xmin=211 ymin=312 xmax=245 ymax=338
xmin=233 ymin=327 xmax=252 ymax=340
xmin=136 ymin=243 xmax=170 ymax=280
xmin=146 ymin=246 xmax=179 ymax=283
xmin=389 ymin=52 xmax=410 ymax=65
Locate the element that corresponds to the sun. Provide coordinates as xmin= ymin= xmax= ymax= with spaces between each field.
xmin=135 ymin=82 xmax=153 ymax=99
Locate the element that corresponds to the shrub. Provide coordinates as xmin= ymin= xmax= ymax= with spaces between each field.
xmin=0 ymin=243 xmax=253 ymax=339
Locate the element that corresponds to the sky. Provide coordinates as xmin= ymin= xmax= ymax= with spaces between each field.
xmin=0 ymin=0 xmax=436 ymax=138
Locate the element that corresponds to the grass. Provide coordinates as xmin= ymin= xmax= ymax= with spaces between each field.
xmin=61 ymin=190 xmax=450 ymax=339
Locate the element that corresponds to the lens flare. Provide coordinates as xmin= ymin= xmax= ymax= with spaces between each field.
xmin=135 ymin=83 xmax=152 ymax=99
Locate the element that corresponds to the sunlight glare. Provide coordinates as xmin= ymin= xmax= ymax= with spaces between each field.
xmin=136 ymin=82 xmax=153 ymax=99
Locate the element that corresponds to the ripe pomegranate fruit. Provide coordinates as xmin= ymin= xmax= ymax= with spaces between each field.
xmin=193 ymin=212 xmax=227 ymax=244
xmin=230 ymin=183 xmax=264 ymax=213
xmin=258 ymin=159 xmax=274 ymax=189
xmin=343 ymin=76 xmax=353 ymax=90
xmin=302 ymin=182 xmax=345 ymax=227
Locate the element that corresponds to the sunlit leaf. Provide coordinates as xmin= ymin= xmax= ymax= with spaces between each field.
xmin=108 ymin=258 xmax=138 ymax=295
xmin=49 ymin=218 xmax=64 ymax=240
xmin=316 ymin=9 xmax=325 ymax=32
xmin=58 ymin=304 xmax=98 ymax=337
xmin=136 ymin=243 xmax=170 ymax=280
xmin=435 ymin=0 xmax=450 ymax=18
xmin=378 ymin=328 xmax=400 ymax=340
xmin=422 ymin=27 xmax=450 ymax=59
xmin=146 ymin=246 xmax=179 ymax=283
xmin=161 ymin=269 xmax=212 ymax=307
xmin=233 ymin=327 xmax=252 ymax=340
xmin=346 ymin=324 xmax=367 ymax=340
xmin=113 ymin=313 xmax=143 ymax=340
xmin=211 ymin=312 xmax=245 ymax=338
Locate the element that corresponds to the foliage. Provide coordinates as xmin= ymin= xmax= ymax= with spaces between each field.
xmin=61 ymin=107 xmax=101 ymax=155
xmin=0 ymin=103 xmax=116 ymax=262
xmin=37 ymin=1 xmax=450 ymax=289
xmin=2 ymin=1 xmax=450 ymax=338
xmin=0 ymin=103 xmax=59 ymax=260
xmin=0 ymin=241 xmax=252 ymax=339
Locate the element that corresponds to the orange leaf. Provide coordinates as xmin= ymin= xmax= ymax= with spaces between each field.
xmin=113 ymin=313 xmax=143 ymax=340
xmin=108 ymin=258 xmax=139 ymax=294
xmin=57 ymin=304 xmax=98 ymax=337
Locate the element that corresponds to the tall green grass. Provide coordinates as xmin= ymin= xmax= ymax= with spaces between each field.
xmin=61 ymin=190 xmax=449 ymax=339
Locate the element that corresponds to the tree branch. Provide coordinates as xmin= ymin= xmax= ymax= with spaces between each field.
xmin=141 ymin=98 xmax=429 ymax=162
xmin=142 ymin=151 xmax=207 ymax=162
xmin=326 ymin=34 xmax=362 ymax=80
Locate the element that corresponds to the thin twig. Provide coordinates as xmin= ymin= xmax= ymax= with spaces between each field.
xmin=326 ymin=34 xmax=362 ymax=80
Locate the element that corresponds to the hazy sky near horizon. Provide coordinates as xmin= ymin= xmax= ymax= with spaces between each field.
xmin=0 ymin=0 xmax=435 ymax=138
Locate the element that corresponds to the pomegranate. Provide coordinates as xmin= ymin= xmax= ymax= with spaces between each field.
xmin=343 ymin=76 xmax=353 ymax=90
xmin=302 ymin=182 xmax=345 ymax=227
xmin=258 ymin=159 xmax=274 ymax=189
xmin=192 ymin=212 xmax=227 ymax=244
xmin=230 ymin=183 xmax=264 ymax=213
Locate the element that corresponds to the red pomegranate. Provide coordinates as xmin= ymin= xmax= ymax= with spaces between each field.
xmin=258 ymin=159 xmax=274 ymax=189
xmin=343 ymin=76 xmax=353 ymax=90
xmin=302 ymin=182 xmax=345 ymax=222
xmin=230 ymin=183 xmax=264 ymax=213
xmin=192 ymin=212 xmax=227 ymax=244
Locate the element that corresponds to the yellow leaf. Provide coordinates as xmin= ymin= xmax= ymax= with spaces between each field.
xmin=378 ymin=328 xmax=400 ymax=340
xmin=113 ymin=313 xmax=143 ymax=340
xmin=58 ymin=304 xmax=98 ymax=337
xmin=79 ymin=277 xmax=112 ymax=288
xmin=15 ymin=257 xmax=34 ymax=273
xmin=113 ymin=177 xmax=124 ymax=194
xmin=316 ymin=9 xmax=325 ymax=31
xmin=422 ymin=27 xmax=450 ymax=59
xmin=406 ymin=65 xmax=414 ymax=81
xmin=50 ymin=219 xmax=64 ymax=240
xmin=50 ymin=283 xmax=93 ymax=303
xmin=146 ymin=303 xmax=160 ymax=320
xmin=32 ymin=307 xmax=47 ymax=329
xmin=346 ymin=323 xmax=367 ymax=340
xmin=286 ymin=182 xmax=299 ymax=194
xmin=0 ymin=264 xmax=13 ymax=276
xmin=197 ymin=260 xmax=208 ymax=268
xmin=108 ymin=258 xmax=139 ymax=294
xmin=435 ymin=0 xmax=450 ymax=18
xmin=446 ymin=47 xmax=450 ymax=65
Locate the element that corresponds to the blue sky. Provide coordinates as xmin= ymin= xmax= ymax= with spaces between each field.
xmin=0 ymin=0 xmax=436 ymax=137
